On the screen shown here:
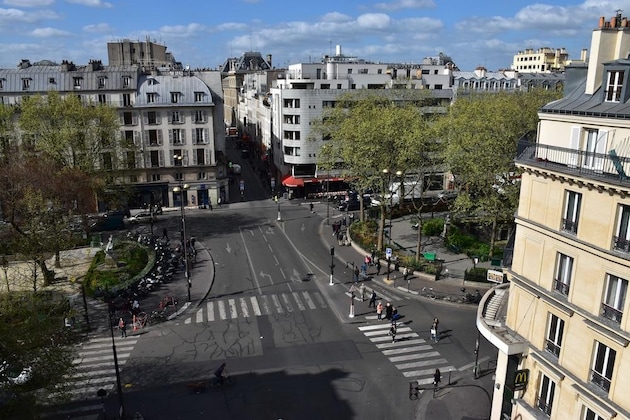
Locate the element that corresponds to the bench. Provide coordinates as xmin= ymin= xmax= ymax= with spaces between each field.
xmin=423 ymin=252 xmax=436 ymax=262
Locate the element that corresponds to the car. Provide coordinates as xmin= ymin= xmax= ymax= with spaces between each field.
xmin=128 ymin=212 xmax=155 ymax=224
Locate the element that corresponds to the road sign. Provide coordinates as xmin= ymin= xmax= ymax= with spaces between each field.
xmin=513 ymin=369 xmax=529 ymax=391
xmin=239 ymin=180 xmax=245 ymax=191
xmin=385 ymin=247 xmax=392 ymax=259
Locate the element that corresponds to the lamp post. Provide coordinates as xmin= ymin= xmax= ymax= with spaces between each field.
xmin=107 ymin=303 xmax=126 ymax=419
xmin=329 ymin=246 xmax=335 ymax=286
xmin=173 ymin=183 xmax=191 ymax=302
xmin=275 ymin=195 xmax=282 ymax=221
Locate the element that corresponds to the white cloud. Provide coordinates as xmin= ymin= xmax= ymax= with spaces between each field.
xmin=356 ymin=13 xmax=392 ymax=30
xmin=65 ymin=0 xmax=112 ymax=8
xmin=374 ymin=0 xmax=435 ymax=11
xmin=83 ymin=22 xmax=112 ymax=33
xmin=0 ymin=7 xmax=58 ymax=24
xmin=321 ymin=12 xmax=352 ymax=23
xmin=216 ymin=22 xmax=248 ymax=32
xmin=31 ymin=26 xmax=70 ymax=37
xmin=157 ymin=23 xmax=208 ymax=37
xmin=3 ymin=0 xmax=54 ymax=7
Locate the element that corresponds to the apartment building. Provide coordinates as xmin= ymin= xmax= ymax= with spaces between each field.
xmin=478 ymin=12 xmax=630 ymax=420
xmin=0 ymin=56 xmax=227 ymax=209
xmin=511 ymin=47 xmax=572 ymax=73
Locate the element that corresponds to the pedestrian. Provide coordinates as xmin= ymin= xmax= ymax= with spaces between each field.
xmin=354 ymin=266 xmax=360 ymax=283
xmin=376 ymin=301 xmax=383 ymax=320
xmin=364 ymin=254 xmax=372 ymax=267
xmin=118 ymin=317 xmax=127 ymax=338
xmin=389 ymin=323 xmax=397 ymax=343
xmin=391 ymin=306 xmax=399 ymax=322
xmin=433 ymin=317 xmax=439 ymax=334
xmin=433 ymin=368 xmax=441 ymax=387
xmin=376 ymin=259 xmax=382 ymax=275
xmin=360 ymin=262 xmax=367 ymax=277
xmin=371 ymin=248 xmax=377 ymax=262
xmin=403 ymin=267 xmax=410 ymax=281
xmin=309 ymin=202 xmax=314 ymax=213
xmin=385 ymin=302 xmax=393 ymax=320
xmin=359 ymin=283 xmax=366 ymax=301
xmin=162 ymin=228 xmax=168 ymax=240
xmin=369 ymin=290 xmax=377 ymax=308
xmin=431 ymin=318 xmax=439 ymax=342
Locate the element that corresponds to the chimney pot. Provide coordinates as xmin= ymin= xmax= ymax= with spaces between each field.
xmin=599 ymin=16 xmax=606 ymax=28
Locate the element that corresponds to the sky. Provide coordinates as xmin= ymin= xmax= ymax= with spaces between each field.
xmin=1 ymin=0 xmax=630 ymax=71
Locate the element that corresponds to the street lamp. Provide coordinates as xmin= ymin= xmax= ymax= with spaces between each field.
xmin=173 ymin=183 xmax=191 ymax=302
xmin=382 ymin=169 xmax=402 ymax=281
xmin=106 ymin=302 xmax=126 ymax=419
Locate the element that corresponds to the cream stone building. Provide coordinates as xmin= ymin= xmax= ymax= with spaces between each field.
xmin=478 ymin=12 xmax=630 ymax=420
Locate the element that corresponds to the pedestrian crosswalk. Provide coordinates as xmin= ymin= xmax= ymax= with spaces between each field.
xmin=183 ymin=291 xmax=329 ymax=324
xmin=358 ymin=323 xmax=455 ymax=388
xmin=53 ymin=335 xmax=139 ymax=401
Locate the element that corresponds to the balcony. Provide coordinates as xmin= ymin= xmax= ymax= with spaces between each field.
xmin=590 ymin=370 xmax=611 ymax=392
xmin=552 ymin=279 xmax=570 ymax=296
xmin=560 ymin=218 xmax=578 ymax=234
xmin=545 ymin=339 xmax=561 ymax=357
xmin=613 ymin=236 xmax=630 ymax=253
xmin=601 ymin=302 xmax=623 ymax=323
xmin=516 ymin=139 xmax=629 ymax=187
xmin=537 ymin=398 xmax=553 ymax=416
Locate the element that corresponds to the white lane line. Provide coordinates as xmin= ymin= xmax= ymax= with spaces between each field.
xmin=382 ymin=345 xmax=431 ymax=355
xmin=281 ymin=293 xmax=294 ymax=312
xmin=271 ymin=294 xmax=284 ymax=313
xmin=250 ymin=296 xmax=262 ymax=316
xmin=376 ymin=339 xmax=425 ymax=349
xmin=371 ymin=333 xmax=418 ymax=343
xmin=228 ymin=299 xmax=238 ymax=318
xmin=217 ymin=300 xmax=227 ymax=320
xmin=240 ymin=297 xmax=250 ymax=318
xmin=359 ymin=324 xmax=393 ymax=331
xmin=292 ymin=292 xmax=306 ymax=311
xmin=207 ymin=301 xmax=215 ymax=322
xmin=302 ymin=291 xmax=316 ymax=310
xmin=313 ymin=292 xmax=328 ymax=308
xmin=364 ymin=327 xmax=412 ymax=336
xmin=184 ymin=317 xmax=192 ymax=324
xmin=396 ymin=358 xmax=448 ymax=370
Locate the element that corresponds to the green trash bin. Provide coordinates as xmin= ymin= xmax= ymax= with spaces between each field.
xmin=491 ymin=257 xmax=502 ymax=266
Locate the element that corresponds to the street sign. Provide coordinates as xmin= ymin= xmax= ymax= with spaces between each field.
xmin=239 ymin=180 xmax=245 ymax=191
xmin=385 ymin=247 xmax=392 ymax=259
xmin=513 ymin=369 xmax=529 ymax=391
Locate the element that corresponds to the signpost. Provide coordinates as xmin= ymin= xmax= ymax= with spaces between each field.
xmin=513 ymin=369 xmax=529 ymax=392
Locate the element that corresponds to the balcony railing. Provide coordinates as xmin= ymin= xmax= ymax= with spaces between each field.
xmin=561 ymin=218 xmax=578 ymax=234
xmin=553 ymin=279 xmax=570 ymax=296
xmin=613 ymin=236 xmax=630 ymax=253
xmin=545 ymin=339 xmax=561 ymax=357
xmin=601 ymin=302 xmax=623 ymax=323
xmin=537 ymin=398 xmax=553 ymax=416
xmin=516 ymin=140 xmax=629 ymax=187
xmin=590 ymin=370 xmax=611 ymax=392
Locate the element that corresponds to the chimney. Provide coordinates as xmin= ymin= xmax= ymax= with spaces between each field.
xmin=581 ymin=49 xmax=588 ymax=61
xmin=335 ymin=45 xmax=342 ymax=56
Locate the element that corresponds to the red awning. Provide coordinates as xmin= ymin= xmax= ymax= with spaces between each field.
xmin=281 ymin=175 xmax=305 ymax=188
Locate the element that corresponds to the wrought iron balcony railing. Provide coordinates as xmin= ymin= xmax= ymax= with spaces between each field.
xmin=601 ymin=302 xmax=623 ymax=323
xmin=552 ymin=279 xmax=570 ymax=296
xmin=613 ymin=236 xmax=630 ymax=253
xmin=545 ymin=339 xmax=561 ymax=357
xmin=590 ymin=370 xmax=612 ymax=392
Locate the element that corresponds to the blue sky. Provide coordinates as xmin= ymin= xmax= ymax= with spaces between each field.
xmin=1 ymin=0 xmax=629 ymax=71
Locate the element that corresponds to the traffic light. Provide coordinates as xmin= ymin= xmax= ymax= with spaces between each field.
xmin=330 ymin=247 xmax=335 ymax=256
xmin=409 ymin=380 xmax=419 ymax=400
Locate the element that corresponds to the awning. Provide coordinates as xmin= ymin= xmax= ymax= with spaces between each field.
xmin=281 ymin=175 xmax=306 ymax=188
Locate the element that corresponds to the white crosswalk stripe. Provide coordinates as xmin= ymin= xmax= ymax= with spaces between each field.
xmin=358 ymin=323 xmax=456 ymax=389
xmin=181 ymin=291 xmax=329 ymax=324
xmin=54 ymin=335 xmax=139 ymax=400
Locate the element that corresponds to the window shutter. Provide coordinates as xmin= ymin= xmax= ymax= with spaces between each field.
xmin=181 ymin=130 xmax=186 ymax=145
xmin=192 ymin=150 xmax=198 ymax=165
xmin=168 ymin=129 xmax=173 ymax=145
xmin=169 ymin=153 xmax=174 ymax=166
xmin=159 ymin=150 xmax=164 ymax=167
xmin=157 ymin=130 xmax=163 ymax=146
xmin=143 ymin=131 xmax=149 ymax=146
xmin=568 ymin=126 xmax=580 ymax=167
xmin=156 ymin=112 xmax=161 ymax=124
xmin=192 ymin=129 xmax=197 ymax=144
xmin=206 ymin=149 xmax=211 ymax=166
xmin=143 ymin=113 xmax=148 ymax=125
xmin=203 ymin=110 xmax=208 ymax=122
xmin=594 ymin=129 xmax=608 ymax=172
xmin=167 ymin=112 xmax=172 ymax=124
xmin=144 ymin=152 xmax=151 ymax=168
xmin=204 ymin=128 xmax=209 ymax=144
xmin=132 ymin=114 xmax=138 ymax=125
xmin=134 ymin=131 xmax=141 ymax=147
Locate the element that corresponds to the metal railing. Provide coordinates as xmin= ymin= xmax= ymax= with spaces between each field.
xmin=613 ymin=236 xmax=630 ymax=253
xmin=552 ymin=279 xmax=570 ymax=296
xmin=545 ymin=339 xmax=561 ymax=357
xmin=590 ymin=370 xmax=611 ymax=392
xmin=601 ymin=302 xmax=623 ymax=323
xmin=516 ymin=140 xmax=629 ymax=187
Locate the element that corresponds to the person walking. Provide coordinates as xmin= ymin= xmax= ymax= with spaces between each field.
xmin=389 ymin=323 xmax=397 ymax=343
xmin=309 ymin=202 xmax=314 ymax=213
xmin=376 ymin=259 xmax=382 ymax=276
xmin=354 ymin=266 xmax=360 ymax=283
xmin=431 ymin=318 xmax=439 ymax=342
xmin=376 ymin=301 xmax=383 ymax=320
xmin=385 ymin=302 xmax=393 ymax=320
xmin=118 ymin=317 xmax=127 ymax=338
xmin=368 ymin=290 xmax=377 ymax=308
xmin=359 ymin=283 xmax=366 ymax=302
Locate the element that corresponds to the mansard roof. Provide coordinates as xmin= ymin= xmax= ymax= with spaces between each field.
xmin=136 ymin=74 xmax=214 ymax=107
xmin=220 ymin=51 xmax=271 ymax=74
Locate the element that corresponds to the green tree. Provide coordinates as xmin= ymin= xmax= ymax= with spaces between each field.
xmin=436 ymin=89 xmax=561 ymax=255
xmin=316 ymin=92 xmax=439 ymax=253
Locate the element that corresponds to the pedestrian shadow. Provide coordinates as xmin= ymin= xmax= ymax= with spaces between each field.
xmin=436 ymin=329 xmax=453 ymax=342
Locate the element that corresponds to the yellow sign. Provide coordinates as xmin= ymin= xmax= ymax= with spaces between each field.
xmin=513 ymin=369 xmax=529 ymax=391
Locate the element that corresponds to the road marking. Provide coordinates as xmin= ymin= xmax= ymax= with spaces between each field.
xmin=217 ymin=300 xmax=227 ymax=320
xmin=403 ymin=366 xmax=456 ymax=378
xmin=282 ymin=293 xmax=294 ymax=312
xmin=376 ymin=339 xmax=425 ymax=349
xmin=381 ymin=344 xmax=431 ymax=355
xmin=302 ymin=291 xmax=316 ymax=309
xmin=313 ymin=291 xmax=327 ymax=308
xmin=292 ymin=292 xmax=306 ymax=311
xmin=250 ymin=296 xmax=262 ymax=316
xmin=228 ymin=299 xmax=238 ymax=318
xmin=271 ymin=294 xmax=284 ymax=313
xmin=388 ymin=352 xmax=441 ymax=362
xmin=195 ymin=308 xmax=203 ymax=323
xmin=396 ymin=358 xmax=448 ymax=370
xmin=260 ymin=295 xmax=271 ymax=315
xmin=207 ymin=301 xmax=215 ymax=322
xmin=359 ymin=324 xmax=392 ymax=331
xmin=240 ymin=297 xmax=250 ymax=318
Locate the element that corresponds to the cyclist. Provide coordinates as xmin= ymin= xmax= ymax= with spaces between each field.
xmin=214 ymin=363 xmax=227 ymax=385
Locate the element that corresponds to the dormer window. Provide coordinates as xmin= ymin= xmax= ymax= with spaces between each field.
xmin=605 ymin=70 xmax=624 ymax=102
xmin=98 ymin=76 xmax=106 ymax=88
xmin=73 ymin=77 xmax=83 ymax=89
xmin=171 ymin=92 xmax=181 ymax=103
xmin=22 ymin=78 xmax=31 ymax=90
xmin=0 ymin=78 xmax=4 ymax=90
xmin=48 ymin=77 xmax=55 ymax=84
xmin=122 ymin=76 xmax=131 ymax=88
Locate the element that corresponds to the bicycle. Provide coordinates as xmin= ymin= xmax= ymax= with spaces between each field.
xmin=421 ymin=287 xmax=437 ymax=300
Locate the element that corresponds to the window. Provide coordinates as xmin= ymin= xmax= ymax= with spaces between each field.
xmin=73 ymin=77 xmax=82 ymax=89
xmin=322 ymin=101 xmax=336 ymax=108
xmin=98 ymin=94 xmax=107 ymax=105
xmin=591 ymin=341 xmax=616 ymax=392
xmin=347 ymin=69 xmax=352 ymax=74
xmin=174 ymin=173 xmax=183 ymax=181
xmin=123 ymin=93 xmax=131 ymax=107
xmin=122 ymin=112 xmax=135 ymax=125
xmin=605 ymin=70 xmax=624 ymax=102
xmin=553 ymin=253 xmax=573 ymax=295
xmin=123 ymin=130 xmax=135 ymax=145
xmin=321 ymin=84 xmax=330 ymax=89
xmin=545 ymin=314 xmax=564 ymax=357
xmin=283 ymin=130 xmax=300 ymax=140
xmin=48 ymin=77 xmax=55 ymax=84
xmin=151 ymin=173 xmax=161 ymax=182
xmin=537 ymin=374 xmax=555 ymax=416
xmin=583 ymin=407 xmax=605 ymax=420
xmin=101 ymin=153 xmax=113 ymax=171
xmin=194 ymin=92 xmax=204 ymax=102
xmin=613 ymin=204 xmax=630 ymax=252
xmin=602 ymin=274 xmax=627 ymax=323
xmin=122 ymin=76 xmax=131 ymax=88
xmin=147 ymin=111 xmax=158 ymax=125
xmin=283 ymin=98 xmax=300 ymax=108
xmin=150 ymin=150 xmax=160 ymax=167
xmin=561 ymin=190 xmax=581 ymax=234
xmin=170 ymin=129 xmax=184 ymax=145
xmin=146 ymin=129 xmax=162 ymax=146
xmin=194 ymin=110 xmax=206 ymax=123
xmin=194 ymin=128 xmax=207 ymax=144
xmin=196 ymin=149 xmax=205 ymax=165
xmin=22 ymin=78 xmax=30 ymax=90
xmin=126 ymin=151 xmax=136 ymax=169
xmin=170 ymin=92 xmax=181 ymax=103
xmin=197 ymin=172 xmax=207 ymax=180
xmin=171 ymin=111 xmax=182 ymax=123
xmin=0 ymin=79 xmax=4 ymax=90
xmin=284 ymin=115 xmax=300 ymax=124
xmin=98 ymin=76 xmax=106 ymax=88
xmin=146 ymin=93 xmax=157 ymax=103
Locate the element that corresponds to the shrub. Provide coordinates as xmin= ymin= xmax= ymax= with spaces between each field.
xmin=422 ymin=218 xmax=444 ymax=237
xmin=464 ymin=267 xmax=489 ymax=282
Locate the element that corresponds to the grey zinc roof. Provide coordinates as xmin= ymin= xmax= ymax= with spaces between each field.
xmin=541 ymin=60 xmax=630 ymax=119
xmin=135 ymin=74 xmax=214 ymax=107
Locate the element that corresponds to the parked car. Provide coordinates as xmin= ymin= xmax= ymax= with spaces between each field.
xmin=128 ymin=212 xmax=155 ymax=224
